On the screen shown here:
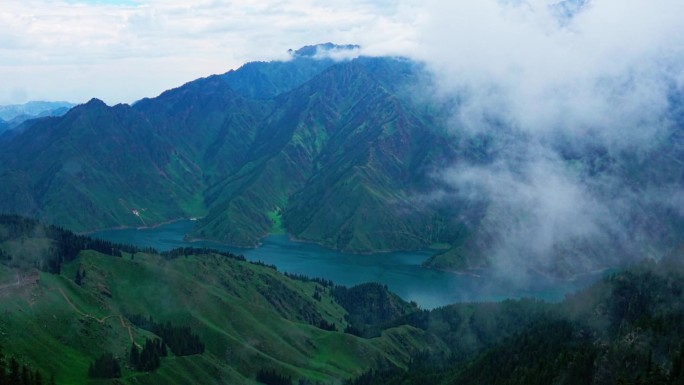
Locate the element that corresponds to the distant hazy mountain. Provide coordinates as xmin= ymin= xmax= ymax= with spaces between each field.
xmin=0 ymin=101 xmax=75 ymax=137
xmin=0 ymin=100 xmax=74 ymax=121
xmin=0 ymin=43 xmax=681 ymax=278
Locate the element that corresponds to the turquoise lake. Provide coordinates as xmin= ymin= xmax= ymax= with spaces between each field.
xmin=91 ymin=220 xmax=600 ymax=309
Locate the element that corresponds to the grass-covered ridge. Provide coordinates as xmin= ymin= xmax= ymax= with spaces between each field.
xmin=0 ymin=215 xmax=437 ymax=384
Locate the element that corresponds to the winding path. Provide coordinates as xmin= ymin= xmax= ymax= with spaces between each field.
xmin=53 ymin=287 xmax=138 ymax=345
xmin=0 ymin=272 xmax=21 ymax=292
xmin=1 ymin=270 xmax=139 ymax=346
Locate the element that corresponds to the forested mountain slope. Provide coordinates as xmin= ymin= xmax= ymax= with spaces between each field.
xmin=0 ymin=43 xmax=682 ymax=278
xmin=0 ymin=48 xmax=464 ymax=254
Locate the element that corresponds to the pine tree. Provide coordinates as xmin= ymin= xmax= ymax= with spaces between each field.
xmin=671 ymin=345 xmax=684 ymax=384
xmin=74 ymin=269 xmax=82 ymax=286
xmin=8 ymin=358 xmax=20 ymax=385
xmin=0 ymin=343 xmax=7 ymax=385
xmin=88 ymin=352 xmax=121 ymax=379
xmin=130 ymin=343 xmax=140 ymax=369
xmin=20 ymin=366 xmax=28 ymax=385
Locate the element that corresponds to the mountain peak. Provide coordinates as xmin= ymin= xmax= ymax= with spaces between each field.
xmin=288 ymin=43 xmax=361 ymax=60
xmin=85 ymin=98 xmax=107 ymax=107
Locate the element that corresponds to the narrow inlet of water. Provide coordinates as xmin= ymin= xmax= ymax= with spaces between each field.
xmin=91 ymin=220 xmax=601 ymax=309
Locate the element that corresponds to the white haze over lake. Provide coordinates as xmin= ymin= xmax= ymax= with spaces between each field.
xmin=414 ymin=0 xmax=684 ymax=281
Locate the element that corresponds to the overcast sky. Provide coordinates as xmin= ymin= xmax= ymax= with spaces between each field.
xmin=0 ymin=0 xmax=422 ymax=105
xmin=2 ymin=0 xmax=683 ymax=107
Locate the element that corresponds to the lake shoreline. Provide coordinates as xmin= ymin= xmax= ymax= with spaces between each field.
xmin=95 ymin=219 xmax=442 ymax=257
xmin=89 ymin=219 xmax=603 ymax=309
xmin=282 ymin=234 xmax=437 ymax=256
xmin=79 ymin=217 xmax=191 ymax=235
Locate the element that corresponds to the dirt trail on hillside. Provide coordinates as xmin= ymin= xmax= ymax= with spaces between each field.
xmin=0 ymin=272 xmax=21 ymax=292
xmin=2 ymin=270 xmax=139 ymax=345
xmin=1 ymin=271 xmax=138 ymax=344
xmin=53 ymin=287 xmax=137 ymax=344
xmin=121 ymin=315 xmax=141 ymax=347
xmin=0 ymin=270 xmax=41 ymax=294
xmin=55 ymin=287 xmax=108 ymax=323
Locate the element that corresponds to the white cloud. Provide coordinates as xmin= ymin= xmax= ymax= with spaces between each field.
xmin=418 ymin=0 xmax=684 ymax=277
xmin=0 ymin=0 xmax=420 ymax=105
xmin=415 ymin=0 xmax=684 ymax=150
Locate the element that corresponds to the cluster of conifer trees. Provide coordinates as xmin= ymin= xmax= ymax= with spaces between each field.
xmin=153 ymin=323 xmax=204 ymax=356
xmin=161 ymin=247 xmax=245 ymax=262
xmin=283 ymin=272 xmax=334 ymax=287
xmin=129 ymin=339 xmax=166 ymax=372
xmin=316 ymin=320 xmax=337 ymax=332
xmin=86 ymin=315 xmax=206 ymax=377
xmin=87 ymin=352 xmax=120 ymax=379
xmin=342 ymin=261 xmax=684 ymax=385
xmin=256 ymin=369 xmax=292 ymax=385
xmin=0 ymin=345 xmax=52 ymax=385
xmin=0 ymin=214 xmax=138 ymax=274
xmin=127 ymin=315 xmax=205 ymax=356
xmin=345 ymin=339 xmax=684 ymax=385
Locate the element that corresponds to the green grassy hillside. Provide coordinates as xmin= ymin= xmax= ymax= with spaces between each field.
xmin=0 ymin=216 xmax=441 ymax=384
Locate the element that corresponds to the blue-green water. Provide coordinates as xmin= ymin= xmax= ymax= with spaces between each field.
xmin=91 ymin=220 xmax=599 ymax=309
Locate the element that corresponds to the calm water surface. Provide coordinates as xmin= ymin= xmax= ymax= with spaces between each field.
xmin=92 ymin=220 xmax=600 ymax=309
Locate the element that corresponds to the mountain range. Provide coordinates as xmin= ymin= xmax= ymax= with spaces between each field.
xmin=0 ymin=45 xmax=463 ymax=252
xmin=0 ymin=101 xmax=74 ymax=133
xmin=0 ymin=43 xmax=682 ymax=278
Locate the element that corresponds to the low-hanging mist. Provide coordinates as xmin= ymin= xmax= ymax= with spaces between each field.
xmin=412 ymin=0 xmax=684 ymax=280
